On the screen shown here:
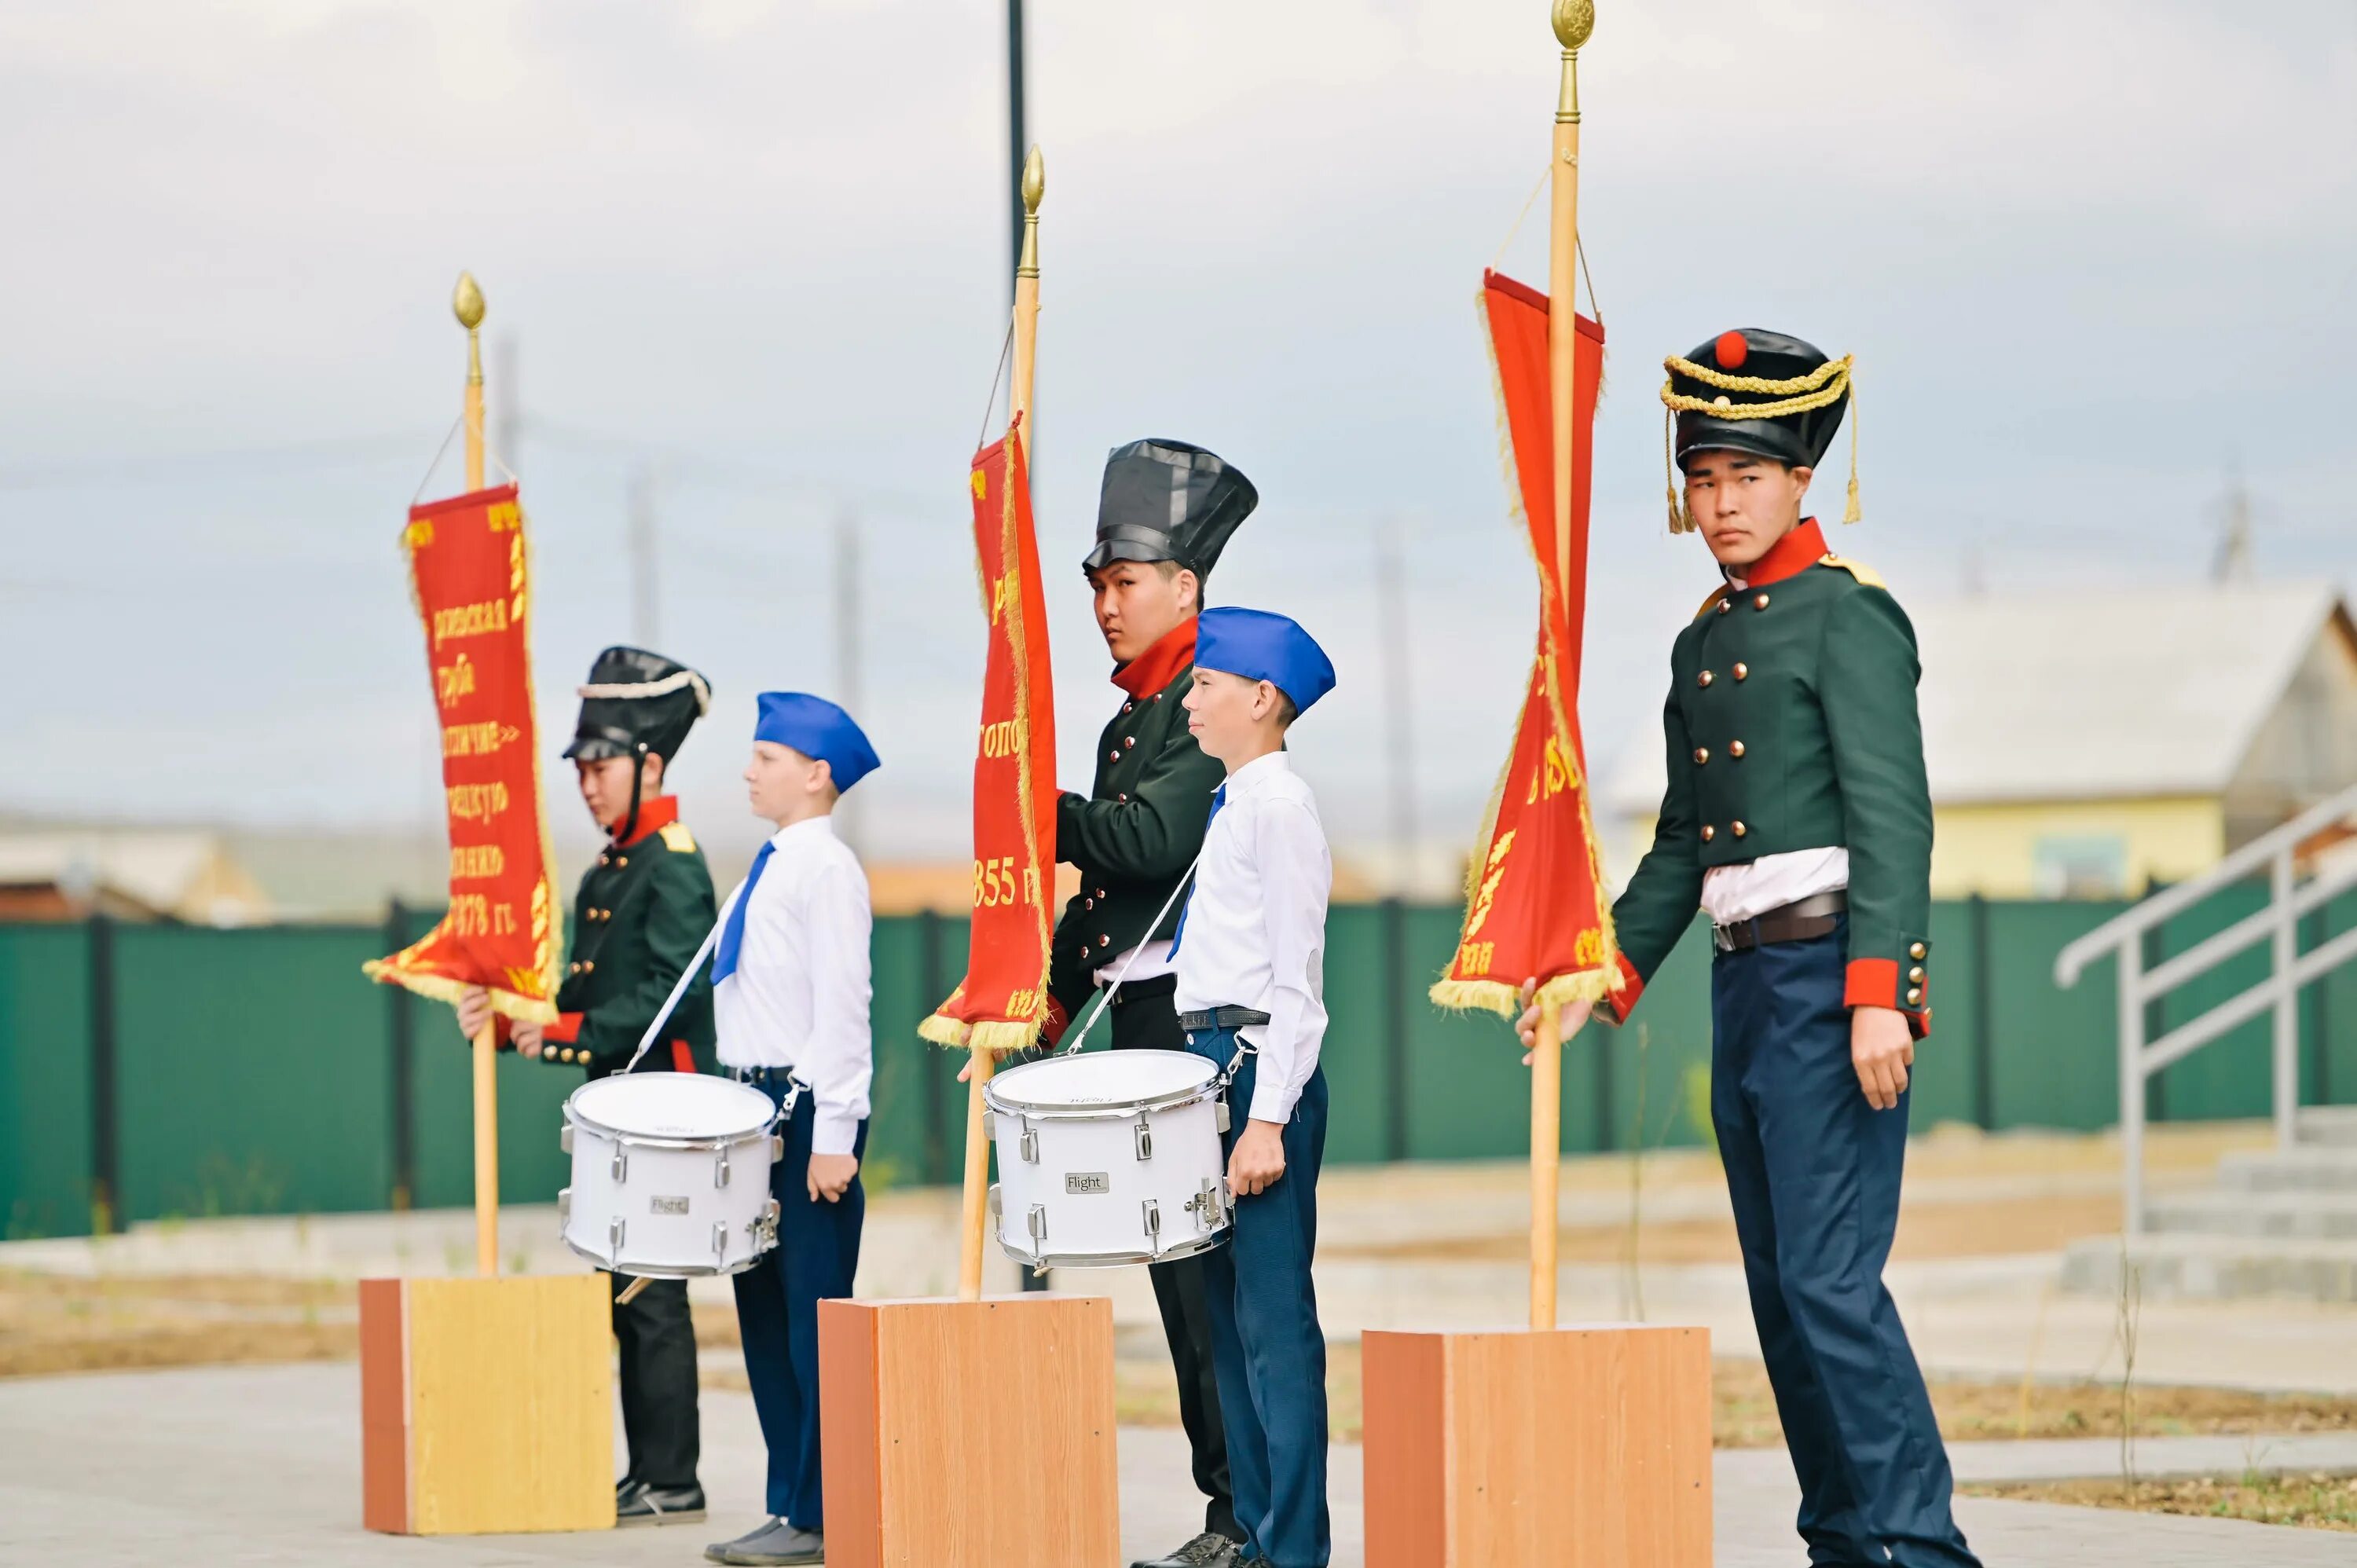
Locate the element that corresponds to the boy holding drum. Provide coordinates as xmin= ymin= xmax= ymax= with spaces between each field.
xmin=1171 ymin=607 xmax=1338 ymax=1568
xmin=702 ymin=692 xmax=882 ymax=1568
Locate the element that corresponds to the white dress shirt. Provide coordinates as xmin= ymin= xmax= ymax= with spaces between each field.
xmin=713 ymin=815 xmax=874 ymax=1156
xmin=1696 ymin=562 xmax=1850 ymax=925
xmin=1171 ymin=751 xmax=1332 ymax=1126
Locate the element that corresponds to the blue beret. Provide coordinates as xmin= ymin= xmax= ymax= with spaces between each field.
xmin=1193 ymin=607 xmax=1336 ymax=716
xmin=753 ymin=692 xmax=880 ymax=793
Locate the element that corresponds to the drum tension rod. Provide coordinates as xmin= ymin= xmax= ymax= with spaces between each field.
xmin=1133 ymin=1116 xmax=1154 ymax=1161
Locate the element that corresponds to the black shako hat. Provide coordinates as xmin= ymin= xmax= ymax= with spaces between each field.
xmin=1081 ymin=438 xmax=1258 ymax=581
xmin=563 ymin=646 xmax=712 ymax=765
xmin=1661 ymin=328 xmax=1860 ymax=533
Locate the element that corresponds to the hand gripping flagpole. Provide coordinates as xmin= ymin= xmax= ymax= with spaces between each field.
xmin=958 ymin=146 xmax=1047 ymax=1305
xmin=452 ymin=271 xmax=502 ymax=1280
xmin=1532 ymin=0 xmax=1593 ymax=1333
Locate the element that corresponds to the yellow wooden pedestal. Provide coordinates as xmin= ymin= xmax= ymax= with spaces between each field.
xmin=819 ymin=1295 xmax=1120 ymax=1568
xmin=1361 ymin=1324 xmax=1712 ymax=1568
xmin=359 ymin=1274 xmax=614 ymax=1535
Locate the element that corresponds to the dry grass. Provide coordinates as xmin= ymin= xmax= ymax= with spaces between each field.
xmin=0 ymin=1269 xmax=354 ymax=1378
xmin=1967 ymin=1474 xmax=2357 ymax=1532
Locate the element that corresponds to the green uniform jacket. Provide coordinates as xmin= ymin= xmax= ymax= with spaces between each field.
xmin=533 ymin=798 xmax=720 ymax=1075
xmin=1603 ymin=520 xmax=1935 ymax=1034
xmin=1046 ymin=621 xmax=1226 ymax=1036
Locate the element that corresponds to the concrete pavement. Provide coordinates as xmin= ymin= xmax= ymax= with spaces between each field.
xmin=6 ymin=1363 xmax=2357 ymax=1566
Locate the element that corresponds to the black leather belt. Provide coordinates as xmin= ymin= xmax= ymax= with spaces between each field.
xmin=1109 ymin=973 xmax=1178 ymax=1005
xmin=1178 ymin=1006 xmax=1271 ymax=1031
xmin=1712 ymin=889 xmax=1848 ymax=954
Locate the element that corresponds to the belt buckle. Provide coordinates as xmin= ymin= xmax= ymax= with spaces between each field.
xmin=1712 ymin=924 xmax=1735 ymax=953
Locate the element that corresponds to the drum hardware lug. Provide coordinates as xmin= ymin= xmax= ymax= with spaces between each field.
xmin=1215 ymin=1101 xmax=1231 ymax=1134
xmin=715 ymin=1149 xmax=730 ymax=1188
xmin=750 ymin=1200 xmax=780 ymax=1251
xmin=712 ymin=1221 xmax=728 ymax=1259
xmin=558 ymin=1188 xmax=571 ymax=1224
xmin=608 ymin=1216 xmax=626 ymax=1258
xmin=1019 ymin=1116 xmax=1039 ymax=1164
xmin=559 ymin=1125 xmax=574 ymax=1156
xmin=1186 ymin=1178 xmax=1226 ymax=1227
xmin=771 ymin=1134 xmax=785 ymax=1163
xmin=610 ymin=1149 xmax=628 ymax=1183
xmin=1026 ymin=1203 xmax=1048 ymax=1256
xmin=1134 ymin=1116 xmax=1153 ymax=1161
xmin=988 ymin=1184 xmax=1003 ymax=1222
xmin=1142 ymin=1198 xmax=1162 ymax=1254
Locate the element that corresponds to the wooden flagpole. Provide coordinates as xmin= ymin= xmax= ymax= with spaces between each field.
xmin=958 ymin=148 xmax=1047 ymax=1303
xmin=1532 ymin=0 xmax=1593 ymax=1333
xmin=454 ymin=271 xmax=500 ymax=1281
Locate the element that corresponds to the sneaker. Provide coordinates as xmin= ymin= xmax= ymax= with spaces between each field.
xmin=706 ymin=1517 xmax=827 ymax=1565
xmin=616 ymin=1481 xmax=706 ymax=1526
xmin=1131 ymin=1532 xmax=1244 ymax=1568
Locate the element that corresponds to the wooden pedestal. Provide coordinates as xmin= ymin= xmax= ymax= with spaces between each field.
xmin=1362 ymin=1324 xmax=1711 ymax=1568
xmin=819 ymin=1295 xmax=1119 ymax=1568
xmin=359 ymin=1274 xmax=614 ymax=1535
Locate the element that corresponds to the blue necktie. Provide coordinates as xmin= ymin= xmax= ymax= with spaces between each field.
xmin=1168 ymin=786 xmax=1226 ymax=959
xmin=711 ymin=841 xmax=774 ymax=983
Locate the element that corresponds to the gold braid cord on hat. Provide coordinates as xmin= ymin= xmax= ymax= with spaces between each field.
xmin=1659 ymin=352 xmax=1860 ymax=534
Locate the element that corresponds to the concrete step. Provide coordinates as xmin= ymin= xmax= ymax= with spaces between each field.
xmin=2061 ymin=1232 xmax=2357 ymax=1302
xmin=2147 ymin=1187 xmax=2357 ymax=1238
xmin=2219 ymin=1144 xmax=2357 ymax=1193
xmin=2296 ymin=1105 xmax=2357 ymax=1147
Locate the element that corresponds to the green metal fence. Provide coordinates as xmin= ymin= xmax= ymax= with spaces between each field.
xmin=2 ymin=892 xmax=2352 ymax=1240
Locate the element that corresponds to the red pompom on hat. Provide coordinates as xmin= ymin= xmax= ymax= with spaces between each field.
xmin=1714 ymin=330 xmax=1749 ymax=371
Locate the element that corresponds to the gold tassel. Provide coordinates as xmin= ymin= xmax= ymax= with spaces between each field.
xmin=1662 ymin=408 xmax=1692 ymax=534
xmin=1842 ymin=375 xmax=1862 ymax=525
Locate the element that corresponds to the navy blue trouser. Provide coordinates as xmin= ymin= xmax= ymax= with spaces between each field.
xmin=731 ymin=1072 xmax=867 ymax=1529
xmin=1712 ymin=921 xmax=1978 ymax=1568
xmin=1186 ymin=1028 xmax=1330 ymax=1568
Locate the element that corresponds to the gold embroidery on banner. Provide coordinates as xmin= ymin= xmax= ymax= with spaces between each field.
xmin=430 ymin=597 xmax=509 ymax=650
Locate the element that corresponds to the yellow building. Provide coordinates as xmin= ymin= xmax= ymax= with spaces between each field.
xmin=1601 ymin=581 xmax=2357 ymax=899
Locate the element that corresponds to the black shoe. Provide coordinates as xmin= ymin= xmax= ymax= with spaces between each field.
xmin=618 ymin=1482 xmax=706 ymax=1527
xmin=1131 ymin=1532 xmax=1244 ymax=1568
xmin=706 ymin=1518 xmax=826 ymax=1565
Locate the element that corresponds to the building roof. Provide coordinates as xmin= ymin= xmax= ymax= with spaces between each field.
xmin=0 ymin=828 xmax=270 ymax=923
xmin=1600 ymin=578 xmax=2351 ymax=816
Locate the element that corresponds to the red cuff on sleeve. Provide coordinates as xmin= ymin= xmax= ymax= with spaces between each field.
xmin=669 ymin=1040 xmax=697 ymax=1074
xmin=542 ymin=1011 xmax=584 ymax=1045
xmin=1039 ymin=997 xmax=1072 ymax=1050
xmin=1844 ymin=958 xmax=1900 ymax=1010
xmin=1597 ymin=949 xmax=1646 ymax=1027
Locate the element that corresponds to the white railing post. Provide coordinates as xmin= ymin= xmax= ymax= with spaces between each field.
xmin=2119 ymin=940 xmax=2146 ymax=1236
xmin=2274 ymin=848 xmax=2300 ymax=1150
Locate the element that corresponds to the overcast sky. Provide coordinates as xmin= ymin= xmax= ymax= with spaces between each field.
xmin=6 ymin=0 xmax=2353 ymax=887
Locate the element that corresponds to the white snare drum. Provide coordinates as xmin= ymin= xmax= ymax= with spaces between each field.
xmin=559 ymin=1074 xmax=783 ymax=1277
xmin=984 ymin=1049 xmax=1231 ymax=1269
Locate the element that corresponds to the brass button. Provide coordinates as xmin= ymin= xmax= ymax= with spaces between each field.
xmin=1098 ymin=935 xmax=1110 ymax=948
xmin=1124 ymin=736 xmax=1136 ymax=749
xmin=1108 ymin=749 xmax=1120 ymax=762
xmin=1716 ymin=599 xmax=1731 ymax=615
xmin=597 ymin=855 xmax=610 ymax=868
xmin=562 ymin=1048 xmax=579 ymax=1064
xmin=1905 ymin=987 xmax=1924 ymax=1006
xmin=1754 ymin=592 xmax=1770 ymax=610
xmin=1733 ymin=662 xmax=1749 ymax=680
xmin=1693 ymin=748 xmax=1710 ymax=765
xmin=1908 ymin=966 xmax=1925 ymax=984
xmin=1700 ymin=825 xmax=1716 ymax=842
xmin=1124 ymin=702 xmax=1135 ymax=714
xmin=581 ymin=961 xmax=596 ymax=975
xmin=1118 ymin=793 xmax=1129 ymax=802
xmin=1096 ymin=888 xmax=1107 ymax=899
xmin=566 ymin=962 xmax=580 ymax=976
xmin=1910 ymin=941 xmax=1927 ymax=959
xmin=1731 ymin=820 xmax=1747 ymax=837
xmin=1729 ymin=739 xmax=1747 ymax=757
xmin=616 ymin=856 xmax=628 ymax=869
xmin=1698 ymin=670 xmax=1715 ymax=687
xmin=1084 ymin=898 xmax=1095 ymax=910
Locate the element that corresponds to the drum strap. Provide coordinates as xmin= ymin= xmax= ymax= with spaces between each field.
xmin=621 ymin=904 xmax=731 ymax=1075
xmin=1058 ymin=848 xmax=1205 ymax=1057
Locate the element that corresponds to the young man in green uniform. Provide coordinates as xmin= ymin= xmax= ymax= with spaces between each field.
xmin=457 ymin=645 xmax=719 ymax=1527
xmin=1055 ymin=438 xmax=1257 ymax=1568
xmin=1523 ymin=331 xmax=1979 ymax=1568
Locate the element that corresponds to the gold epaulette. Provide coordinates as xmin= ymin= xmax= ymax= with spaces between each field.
xmin=1819 ymin=553 xmax=1888 ymax=591
xmin=658 ymin=822 xmax=698 ymax=854
xmin=1693 ymin=587 xmax=1729 ymax=620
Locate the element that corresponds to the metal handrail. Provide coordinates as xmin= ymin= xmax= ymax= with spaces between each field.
xmin=2051 ymin=779 xmax=2357 ymax=1234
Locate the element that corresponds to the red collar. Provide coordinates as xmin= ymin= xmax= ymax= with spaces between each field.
xmin=1112 ymin=618 xmax=1198 ymax=698
xmin=614 ymin=794 xmax=681 ymax=848
xmin=1736 ymin=517 xmax=1830 ymax=589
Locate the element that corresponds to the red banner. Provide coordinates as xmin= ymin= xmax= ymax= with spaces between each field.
xmin=1430 ymin=273 xmax=1619 ymax=1019
xmin=364 ymin=483 xmax=561 ymax=1023
xmin=919 ymin=420 xmax=1059 ymax=1053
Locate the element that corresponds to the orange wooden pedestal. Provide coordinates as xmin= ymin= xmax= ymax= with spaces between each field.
xmin=819 ymin=1295 xmax=1119 ymax=1568
xmin=1362 ymin=1324 xmax=1712 ymax=1568
xmin=358 ymin=1274 xmax=614 ymax=1535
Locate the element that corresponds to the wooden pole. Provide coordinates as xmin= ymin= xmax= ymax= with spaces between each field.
xmin=957 ymin=148 xmax=1047 ymax=1305
xmin=1533 ymin=1 xmax=1593 ymax=1333
xmin=455 ymin=270 xmax=499 ymax=1280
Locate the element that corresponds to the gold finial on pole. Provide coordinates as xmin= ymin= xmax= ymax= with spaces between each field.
xmin=453 ymin=272 xmax=487 ymax=494
xmin=1553 ymin=0 xmax=1593 ymax=123
xmin=1017 ymin=145 xmax=1046 ymax=280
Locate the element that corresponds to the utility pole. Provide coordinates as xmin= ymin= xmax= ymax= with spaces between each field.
xmin=1376 ymin=521 xmax=1417 ymax=894
xmin=834 ymin=504 xmax=864 ymax=855
xmin=2214 ymin=455 xmax=2254 ymax=583
xmin=628 ymin=465 xmax=659 ymax=647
